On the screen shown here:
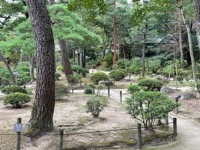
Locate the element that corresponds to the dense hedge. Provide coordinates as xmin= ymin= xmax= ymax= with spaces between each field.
xmin=138 ymin=79 xmax=164 ymax=91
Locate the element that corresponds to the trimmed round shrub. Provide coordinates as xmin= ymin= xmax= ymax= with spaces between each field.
xmin=86 ymin=97 xmax=104 ymax=117
xmin=109 ymin=69 xmax=127 ymax=81
xmin=138 ymin=79 xmax=164 ymax=91
xmin=1 ymin=86 xmax=28 ymax=94
xmin=55 ymin=83 xmax=70 ymax=100
xmin=67 ymin=74 xmax=82 ymax=85
xmin=4 ymin=92 xmax=31 ymax=108
xmin=177 ymin=76 xmax=183 ymax=82
xmin=128 ymin=84 xmax=141 ymax=94
xmin=84 ymin=87 xmax=94 ymax=94
xmin=90 ymin=72 xmax=109 ymax=84
xmin=55 ymin=73 xmax=61 ymax=81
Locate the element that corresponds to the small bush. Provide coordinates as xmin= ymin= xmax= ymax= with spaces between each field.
xmin=138 ymin=79 xmax=164 ymax=91
xmin=67 ymin=74 xmax=82 ymax=85
xmin=55 ymin=83 xmax=70 ymax=100
xmin=86 ymin=97 xmax=104 ymax=117
xmin=1 ymin=86 xmax=28 ymax=94
xmin=84 ymin=86 xmax=94 ymax=94
xmin=177 ymin=76 xmax=183 ymax=82
xmin=1 ymin=77 xmax=10 ymax=86
xmin=109 ymin=69 xmax=127 ymax=81
xmin=4 ymin=92 xmax=31 ymax=108
xmin=55 ymin=73 xmax=61 ymax=81
xmin=56 ymin=65 xmax=63 ymax=71
xmin=128 ymin=84 xmax=141 ymax=94
xmin=103 ymin=53 xmax=113 ymax=68
xmin=90 ymin=72 xmax=109 ymax=84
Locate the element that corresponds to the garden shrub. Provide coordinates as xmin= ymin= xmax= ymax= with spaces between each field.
xmin=84 ymin=86 xmax=94 ymax=94
xmin=103 ymin=53 xmax=113 ymax=67
xmin=56 ymin=65 xmax=63 ymax=71
xmin=138 ymin=79 xmax=164 ymax=91
xmin=72 ymin=65 xmax=83 ymax=74
xmin=90 ymin=72 xmax=109 ymax=84
xmin=4 ymin=92 xmax=31 ymax=108
xmin=109 ymin=69 xmax=127 ymax=81
xmin=1 ymin=85 xmax=28 ymax=94
xmin=127 ymin=84 xmax=141 ymax=94
xmin=1 ymin=77 xmax=10 ymax=86
xmin=116 ymin=59 xmax=131 ymax=69
xmin=67 ymin=74 xmax=82 ymax=85
xmin=86 ymin=97 xmax=104 ymax=117
xmin=55 ymin=73 xmax=61 ymax=81
xmin=55 ymin=83 xmax=70 ymax=100
xmin=177 ymin=76 xmax=183 ymax=82
xmin=126 ymin=91 xmax=178 ymax=129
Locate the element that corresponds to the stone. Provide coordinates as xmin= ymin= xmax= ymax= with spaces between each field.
xmin=160 ymin=87 xmax=175 ymax=94
xmin=180 ymin=93 xmax=196 ymax=100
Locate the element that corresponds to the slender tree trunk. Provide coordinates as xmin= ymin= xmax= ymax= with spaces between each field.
xmin=194 ymin=0 xmax=200 ymax=52
xmin=178 ymin=0 xmax=184 ymax=68
xmin=29 ymin=53 xmax=35 ymax=82
xmin=113 ymin=1 xmax=117 ymax=69
xmin=142 ymin=21 xmax=147 ymax=77
xmin=58 ymin=39 xmax=73 ymax=77
xmin=0 ymin=53 xmax=16 ymax=85
xmin=24 ymin=0 xmax=55 ymax=136
xmin=181 ymin=10 xmax=198 ymax=90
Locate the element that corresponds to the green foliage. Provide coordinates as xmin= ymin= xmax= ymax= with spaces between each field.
xmin=86 ymin=97 xmax=105 ymax=117
xmin=90 ymin=72 xmax=109 ymax=84
xmin=177 ymin=76 xmax=183 ymax=83
xmin=55 ymin=73 xmax=61 ymax=81
xmin=87 ymin=58 xmax=102 ymax=68
xmin=1 ymin=77 xmax=10 ymax=87
xmin=138 ymin=79 xmax=164 ymax=91
xmin=1 ymin=85 xmax=28 ymax=94
xmin=55 ymin=83 xmax=70 ymax=100
xmin=0 ymin=68 xmax=10 ymax=79
xmin=109 ymin=69 xmax=127 ymax=81
xmin=72 ymin=65 xmax=89 ymax=75
xmin=127 ymin=84 xmax=141 ymax=94
xmin=126 ymin=91 xmax=178 ymax=128
xmin=103 ymin=53 xmax=113 ymax=68
xmin=146 ymin=56 xmax=162 ymax=73
xmin=4 ymin=92 xmax=31 ymax=108
xmin=128 ymin=57 xmax=142 ymax=75
xmin=84 ymin=86 xmax=94 ymax=94
xmin=67 ymin=74 xmax=82 ymax=85
xmin=56 ymin=65 xmax=63 ymax=71
xmin=116 ymin=59 xmax=132 ymax=69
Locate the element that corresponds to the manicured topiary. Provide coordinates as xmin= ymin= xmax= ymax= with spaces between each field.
xmin=109 ymin=69 xmax=127 ymax=81
xmin=90 ymin=72 xmax=109 ymax=84
xmin=67 ymin=74 xmax=82 ymax=85
xmin=1 ymin=86 xmax=28 ymax=94
xmin=4 ymin=92 xmax=31 ymax=108
xmin=55 ymin=83 xmax=70 ymax=100
xmin=128 ymin=84 xmax=141 ymax=94
xmin=138 ymin=79 xmax=164 ymax=91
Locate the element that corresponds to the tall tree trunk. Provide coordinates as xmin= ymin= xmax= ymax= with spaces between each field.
xmin=113 ymin=1 xmax=117 ymax=69
xmin=24 ymin=0 xmax=55 ymax=136
xmin=58 ymin=39 xmax=73 ymax=77
xmin=29 ymin=53 xmax=35 ymax=82
xmin=142 ymin=21 xmax=147 ymax=77
xmin=49 ymin=0 xmax=55 ymax=4
xmin=178 ymin=0 xmax=184 ymax=68
xmin=181 ymin=10 xmax=198 ymax=90
xmin=0 ymin=53 xmax=16 ymax=85
xmin=194 ymin=0 xmax=200 ymax=52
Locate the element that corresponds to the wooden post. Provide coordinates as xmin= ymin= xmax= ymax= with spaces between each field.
xmin=120 ymin=91 xmax=122 ymax=103
xmin=71 ymin=89 xmax=74 ymax=94
xmin=165 ymin=113 xmax=169 ymax=125
xmin=137 ymin=123 xmax=142 ymax=149
xmin=16 ymin=118 xmax=21 ymax=150
xmin=59 ymin=129 xmax=64 ymax=150
xmin=108 ymin=86 xmax=110 ymax=97
xmin=173 ymin=118 xmax=177 ymax=140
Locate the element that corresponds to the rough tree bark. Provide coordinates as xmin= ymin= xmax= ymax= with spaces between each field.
xmin=194 ymin=0 xmax=200 ymax=51
xmin=24 ymin=0 xmax=55 ymax=136
xmin=29 ymin=53 xmax=35 ymax=82
xmin=59 ymin=39 xmax=73 ymax=76
xmin=0 ymin=53 xmax=16 ymax=85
